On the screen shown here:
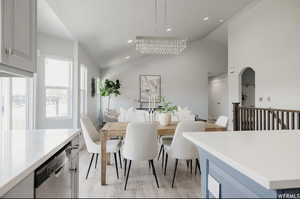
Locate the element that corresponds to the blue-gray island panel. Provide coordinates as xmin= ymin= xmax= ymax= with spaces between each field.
xmin=198 ymin=147 xmax=300 ymax=198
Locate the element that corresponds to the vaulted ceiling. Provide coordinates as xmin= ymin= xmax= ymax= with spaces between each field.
xmin=40 ymin=0 xmax=253 ymax=68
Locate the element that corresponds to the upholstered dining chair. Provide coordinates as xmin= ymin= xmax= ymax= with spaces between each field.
xmin=215 ymin=115 xmax=228 ymax=128
xmin=157 ymin=109 xmax=195 ymax=168
xmin=163 ymin=121 xmax=205 ymax=188
xmin=122 ymin=122 xmax=159 ymax=190
xmin=80 ymin=115 xmax=122 ymax=179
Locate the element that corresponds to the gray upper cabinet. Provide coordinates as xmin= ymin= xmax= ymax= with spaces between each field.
xmin=0 ymin=0 xmax=36 ymax=73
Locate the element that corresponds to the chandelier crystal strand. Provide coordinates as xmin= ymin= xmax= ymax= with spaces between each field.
xmin=136 ymin=36 xmax=188 ymax=55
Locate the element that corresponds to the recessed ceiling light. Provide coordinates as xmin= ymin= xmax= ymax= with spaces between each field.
xmin=219 ymin=19 xmax=224 ymax=23
xmin=203 ymin=16 xmax=209 ymax=21
xmin=128 ymin=40 xmax=133 ymax=44
xmin=166 ymin=27 xmax=172 ymax=32
xmin=125 ymin=56 xmax=130 ymax=59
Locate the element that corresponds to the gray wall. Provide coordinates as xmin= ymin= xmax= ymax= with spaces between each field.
xmin=208 ymin=73 xmax=228 ymax=120
xmin=78 ymin=45 xmax=101 ymax=125
xmin=36 ymin=33 xmax=100 ymax=129
xmin=101 ymin=38 xmax=227 ymax=119
xmin=228 ymin=0 xmax=300 ymax=129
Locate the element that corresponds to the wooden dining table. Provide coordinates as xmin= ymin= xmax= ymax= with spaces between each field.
xmin=99 ymin=121 xmax=226 ymax=185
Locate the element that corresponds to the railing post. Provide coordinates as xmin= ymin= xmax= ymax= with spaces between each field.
xmin=233 ymin=102 xmax=240 ymax=131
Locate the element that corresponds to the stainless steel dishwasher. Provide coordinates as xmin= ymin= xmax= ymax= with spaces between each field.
xmin=34 ymin=137 xmax=79 ymax=198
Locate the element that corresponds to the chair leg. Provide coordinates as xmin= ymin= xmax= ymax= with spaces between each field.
xmin=149 ymin=160 xmax=159 ymax=188
xmin=190 ymin=160 xmax=193 ymax=174
xmin=195 ymin=159 xmax=197 ymax=176
xmin=113 ymin=153 xmax=119 ymax=179
xmin=86 ymin=153 xmax=95 ymax=179
xmin=124 ymin=159 xmax=127 ymax=177
xmin=164 ymin=153 xmax=168 ymax=176
xmin=186 ymin=160 xmax=189 ymax=170
xmin=158 ymin=144 xmax=163 ymax=160
xmin=124 ymin=160 xmax=132 ymax=190
xmin=162 ymin=147 xmax=165 ymax=170
xmin=95 ymin=154 xmax=99 ymax=169
xmin=118 ymin=150 xmax=122 ymax=169
xmin=195 ymin=158 xmax=201 ymax=176
xmin=172 ymin=159 xmax=178 ymax=188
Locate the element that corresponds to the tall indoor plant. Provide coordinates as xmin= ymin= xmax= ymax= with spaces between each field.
xmin=157 ymin=97 xmax=177 ymax=126
xmin=99 ymin=79 xmax=121 ymax=111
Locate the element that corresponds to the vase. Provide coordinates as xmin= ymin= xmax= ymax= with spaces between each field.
xmin=159 ymin=113 xmax=171 ymax=126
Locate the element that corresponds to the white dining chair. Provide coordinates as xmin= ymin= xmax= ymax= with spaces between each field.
xmin=80 ymin=115 xmax=122 ymax=179
xmin=157 ymin=109 xmax=194 ymax=169
xmin=163 ymin=121 xmax=205 ymax=188
xmin=215 ymin=115 xmax=228 ymax=128
xmin=122 ymin=122 xmax=159 ymax=190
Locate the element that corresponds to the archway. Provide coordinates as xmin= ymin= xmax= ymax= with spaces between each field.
xmin=240 ymin=67 xmax=255 ymax=107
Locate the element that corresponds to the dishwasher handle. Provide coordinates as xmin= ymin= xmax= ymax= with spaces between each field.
xmin=54 ymin=165 xmax=64 ymax=177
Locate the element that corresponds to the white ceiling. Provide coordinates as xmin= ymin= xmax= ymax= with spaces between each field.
xmin=42 ymin=0 xmax=253 ymax=68
xmin=38 ymin=0 xmax=73 ymax=39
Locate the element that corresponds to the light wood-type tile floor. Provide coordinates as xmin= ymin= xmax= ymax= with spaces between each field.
xmin=79 ymin=150 xmax=201 ymax=198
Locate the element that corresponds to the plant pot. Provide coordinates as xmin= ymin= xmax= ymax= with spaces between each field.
xmin=159 ymin=113 xmax=171 ymax=126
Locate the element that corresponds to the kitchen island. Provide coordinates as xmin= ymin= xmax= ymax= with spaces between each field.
xmin=0 ymin=129 xmax=79 ymax=198
xmin=184 ymin=131 xmax=300 ymax=198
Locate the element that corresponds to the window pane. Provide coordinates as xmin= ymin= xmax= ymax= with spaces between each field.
xmin=12 ymin=78 xmax=27 ymax=129
xmin=96 ymin=78 xmax=101 ymax=95
xmin=0 ymin=78 xmax=10 ymax=131
xmin=80 ymin=66 xmax=86 ymax=90
xmin=45 ymin=58 xmax=72 ymax=87
xmin=45 ymin=57 xmax=73 ymax=118
xmin=46 ymin=88 xmax=69 ymax=117
xmin=80 ymin=65 xmax=87 ymax=114
xmin=80 ymin=90 xmax=85 ymax=114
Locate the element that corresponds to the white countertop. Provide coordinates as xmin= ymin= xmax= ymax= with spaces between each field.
xmin=0 ymin=129 xmax=79 ymax=196
xmin=183 ymin=131 xmax=300 ymax=190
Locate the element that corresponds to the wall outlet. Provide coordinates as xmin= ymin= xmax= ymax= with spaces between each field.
xmin=259 ymin=97 xmax=263 ymax=102
xmin=267 ymin=97 xmax=271 ymax=102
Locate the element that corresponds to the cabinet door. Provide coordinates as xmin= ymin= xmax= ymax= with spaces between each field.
xmin=4 ymin=0 xmax=36 ymax=73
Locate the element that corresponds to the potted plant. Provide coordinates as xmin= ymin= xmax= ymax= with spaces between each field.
xmin=99 ymin=79 xmax=121 ymax=112
xmin=157 ymin=97 xmax=177 ymax=126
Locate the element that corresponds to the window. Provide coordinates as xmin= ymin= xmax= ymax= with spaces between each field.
xmin=45 ymin=58 xmax=73 ymax=118
xmin=80 ymin=65 xmax=87 ymax=115
xmin=0 ymin=77 xmax=33 ymax=131
xmin=12 ymin=78 xmax=27 ymax=129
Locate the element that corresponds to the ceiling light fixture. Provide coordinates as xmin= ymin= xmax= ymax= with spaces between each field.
xmin=203 ymin=16 xmax=209 ymax=21
xmin=125 ymin=56 xmax=130 ymax=59
xmin=166 ymin=27 xmax=172 ymax=32
xmin=128 ymin=40 xmax=133 ymax=44
xmin=219 ymin=19 xmax=224 ymax=23
xmin=135 ymin=0 xmax=189 ymax=55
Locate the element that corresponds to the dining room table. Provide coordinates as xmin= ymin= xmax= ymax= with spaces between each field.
xmin=99 ymin=121 xmax=226 ymax=185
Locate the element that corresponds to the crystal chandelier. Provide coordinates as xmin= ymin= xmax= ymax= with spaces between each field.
xmin=136 ymin=36 xmax=188 ymax=55
xmin=135 ymin=0 xmax=189 ymax=55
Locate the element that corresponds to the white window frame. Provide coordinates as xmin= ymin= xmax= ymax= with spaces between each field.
xmin=44 ymin=57 xmax=73 ymax=119
xmin=80 ymin=65 xmax=88 ymax=115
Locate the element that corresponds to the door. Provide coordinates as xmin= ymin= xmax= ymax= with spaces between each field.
xmin=4 ymin=0 xmax=36 ymax=72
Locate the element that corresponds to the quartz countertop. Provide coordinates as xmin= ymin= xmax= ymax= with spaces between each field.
xmin=183 ymin=131 xmax=300 ymax=190
xmin=0 ymin=129 xmax=79 ymax=196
